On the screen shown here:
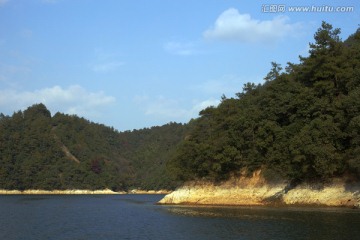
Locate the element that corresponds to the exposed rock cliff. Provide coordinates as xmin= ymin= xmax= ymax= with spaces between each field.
xmin=158 ymin=171 xmax=360 ymax=208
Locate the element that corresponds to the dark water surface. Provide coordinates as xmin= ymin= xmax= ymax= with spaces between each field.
xmin=0 ymin=194 xmax=359 ymax=240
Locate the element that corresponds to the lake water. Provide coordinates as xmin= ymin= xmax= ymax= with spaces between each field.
xmin=0 ymin=194 xmax=359 ymax=240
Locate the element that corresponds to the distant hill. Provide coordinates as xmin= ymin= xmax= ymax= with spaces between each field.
xmin=0 ymin=103 xmax=187 ymax=191
xmin=168 ymin=22 xmax=360 ymax=185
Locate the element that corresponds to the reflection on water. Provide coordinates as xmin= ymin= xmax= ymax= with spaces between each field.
xmin=163 ymin=204 xmax=360 ymax=240
xmin=165 ymin=204 xmax=359 ymax=219
xmin=166 ymin=205 xmax=296 ymax=221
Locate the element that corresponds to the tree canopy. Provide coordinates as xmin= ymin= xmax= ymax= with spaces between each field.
xmin=168 ymin=22 xmax=360 ymax=184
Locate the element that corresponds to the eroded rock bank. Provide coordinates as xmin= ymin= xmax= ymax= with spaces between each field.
xmin=158 ymin=171 xmax=360 ymax=208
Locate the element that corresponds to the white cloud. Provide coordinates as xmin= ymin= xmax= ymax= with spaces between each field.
xmin=192 ymin=74 xmax=263 ymax=97
xmin=134 ymin=95 xmax=220 ymax=123
xmin=164 ymin=41 xmax=197 ymax=56
xmin=0 ymin=85 xmax=115 ymax=118
xmin=191 ymin=99 xmax=220 ymax=114
xmin=144 ymin=96 xmax=188 ymax=118
xmin=204 ymin=8 xmax=301 ymax=43
xmin=194 ymin=78 xmax=236 ymax=95
xmin=92 ymin=61 xmax=124 ymax=73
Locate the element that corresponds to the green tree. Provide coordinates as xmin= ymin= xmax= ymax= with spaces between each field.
xmin=264 ymin=62 xmax=283 ymax=82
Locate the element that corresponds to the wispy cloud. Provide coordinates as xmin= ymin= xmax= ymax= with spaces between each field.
xmin=0 ymin=63 xmax=31 ymax=75
xmin=0 ymin=85 xmax=115 ymax=118
xmin=164 ymin=41 xmax=198 ymax=56
xmin=204 ymin=8 xmax=301 ymax=44
xmin=20 ymin=29 xmax=33 ymax=39
xmin=0 ymin=0 xmax=9 ymax=7
xmin=91 ymin=48 xmax=124 ymax=73
xmin=92 ymin=61 xmax=124 ymax=73
xmin=41 ymin=0 xmax=60 ymax=4
xmin=0 ymin=62 xmax=32 ymax=87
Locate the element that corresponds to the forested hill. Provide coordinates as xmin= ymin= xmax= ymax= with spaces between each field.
xmin=1 ymin=22 xmax=359 ymax=191
xmin=168 ymin=22 xmax=360 ymax=184
xmin=0 ymin=104 xmax=187 ymax=191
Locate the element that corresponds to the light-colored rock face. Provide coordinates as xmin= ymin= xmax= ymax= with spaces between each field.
xmin=283 ymin=184 xmax=359 ymax=207
xmin=159 ymin=170 xmax=286 ymax=206
xmin=158 ymin=184 xmax=285 ymax=206
xmin=159 ymin=171 xmax=360 ymax=208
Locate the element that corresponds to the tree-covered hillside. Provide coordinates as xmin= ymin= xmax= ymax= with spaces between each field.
xmin=0 ymin=103 xmax=187 ymax=190
xmin=168 ymin=22 xmax=360 ymax=184
xmin=1 ymin=22 xmax=359 ymax=191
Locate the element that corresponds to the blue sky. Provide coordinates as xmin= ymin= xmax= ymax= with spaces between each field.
xmin=0 ymin=0 xmax=359 ymax=131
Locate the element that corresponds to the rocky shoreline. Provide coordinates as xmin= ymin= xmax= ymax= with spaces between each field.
xmin=0 ymin=189 xmax=171 ymax=195
xmin=0 ymin=189 xmax=124 ymax=195
xmin=128 ymin=189 xmax=171 ymax=194
xmin=158 ymin=171 xmax=360 ymax=208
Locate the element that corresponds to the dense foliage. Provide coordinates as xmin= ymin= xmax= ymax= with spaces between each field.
xmin=0 ymin=104 xmax=186 ymax=190
xmin=1 ymin=22 xmax=359 ymax=190
xmin=168 ymin=22 xmax=360 ymax=183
